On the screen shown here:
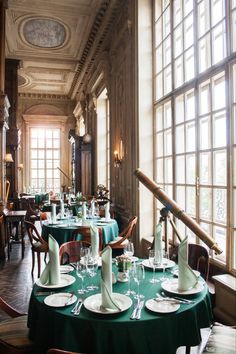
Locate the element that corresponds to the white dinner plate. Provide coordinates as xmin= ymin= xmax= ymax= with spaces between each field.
xmin=161 ymin=278 xmax=204 ymax=295
xmin=84 ymin=293 xmax=132 ymax=314
xmin=35 ymin=274 xmax=76 ymax=289
xmin=60 ymin=265 xmax=74 ymax=273
xmin=44 ymin=292 xmax=77 ymax=307
xmin=142 ymin=258 xmax=176 ymax=270
xmin=145 ymin=298 xmax=180 ymax=313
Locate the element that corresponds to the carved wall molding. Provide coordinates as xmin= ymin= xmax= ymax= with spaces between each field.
xmin=18 ymin=92 xmax=70 ymax=100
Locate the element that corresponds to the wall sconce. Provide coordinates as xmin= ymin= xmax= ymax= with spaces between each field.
xmin=114 ymin=139 xmax=124 ymax=168
xmin=18 ymin=163 xmax=23 ymax=171
xmin=5 ymin=153 xmax=14 ymax=165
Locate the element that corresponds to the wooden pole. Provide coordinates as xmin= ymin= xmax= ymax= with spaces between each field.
xmin=134 ymin=168 xmax=222 ymax=254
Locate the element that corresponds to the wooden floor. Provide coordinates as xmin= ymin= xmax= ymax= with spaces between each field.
xmin=0 ymin=223 xmax=45 ymax=321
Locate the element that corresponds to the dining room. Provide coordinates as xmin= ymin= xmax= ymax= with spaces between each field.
xmin=0 ymin=0 xmax=236 ymax=353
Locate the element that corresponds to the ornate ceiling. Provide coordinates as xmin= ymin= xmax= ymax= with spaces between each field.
xmin=5 ymin=0 xmax=118 ymax=99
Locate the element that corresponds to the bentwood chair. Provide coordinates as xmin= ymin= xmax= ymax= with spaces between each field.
xmin=0 ymin=297 xmax=34 ymax=354
xmin=24 ymin=220 xmax=49 ymax=277
xmin=59 ymin=240 xmax=91 ymax=265
xmin=106 ymin=216 xmax=138 ymax=250
xmin=72 ymin=226 xmax=103 ymax=251
xmin=47 ymin=349 xmax=86 ymax=354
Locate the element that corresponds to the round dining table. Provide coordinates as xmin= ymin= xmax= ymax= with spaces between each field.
xmin=41 ymin=218 xmax=119 ymax=246
xmin=27 ymin=262 xmax=213 ymax=354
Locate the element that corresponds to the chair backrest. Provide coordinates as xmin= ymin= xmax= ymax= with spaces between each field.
xmin=188 ymin=243 xmax=210 ymax=280
xmin=59 ymin=240 xmax=90 ymax=265
xmin=72 ymin=226 xmax=103 ymax=251
xmin=47 ymin=349 xmax=84 ymax=354
xmin=111 ymin=216 xmax=138 ymax=247
xmin=40 ymin=212 xmax=48 ymax=226
xmin=24 ymin=220 xmax=47 ymax=246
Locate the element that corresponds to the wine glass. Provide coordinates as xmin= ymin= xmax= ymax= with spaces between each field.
xmin=86 ymin=257 xmax=99 ymax=291
xmin=76 ymin=261 xmax=87 ymax=294
xmin=160 ymin=251 xmax=169 ymax=281
xmin=149 ymin=250 xmax=160 ymax=284
xmin=124 ymin=263 xmax=136 ymax=296
xmin=134 ymin=264 xmax=145 ymax=300
xmin=124 ymin=242 xmax=134 ymax=258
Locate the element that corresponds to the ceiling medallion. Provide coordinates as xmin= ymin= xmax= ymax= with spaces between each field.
xmin=23 ymin=18 xmax=66 ymax=48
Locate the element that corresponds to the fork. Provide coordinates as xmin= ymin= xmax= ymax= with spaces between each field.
xmin=161 ymin=291 xmax=194 ymax=303
xmin=74 ymin=298 xmax=85 ymax=315
xmin=71 ymin=298 xmax=82 ymax=313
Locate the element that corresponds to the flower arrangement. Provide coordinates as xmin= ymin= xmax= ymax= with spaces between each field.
xmin=75 ymin=192 xmax=87 ymax=204
xmin=116 ymin=255 xmax=132 ymax=272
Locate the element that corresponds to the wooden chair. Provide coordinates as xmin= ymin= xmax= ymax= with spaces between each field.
xmin=0 ymin=297 xmax=34 ymax=354
xmin=72 ymin=226 xmax=103 ymax=251
xmin=106 ymin=216 xmax=138 ymax=251
xmin=39 ymin=211 xmax=48 ymax=226
xmin=47 ymin=349 xmax=85 ymax=354
xmin=202 ymin=323 xmax=236 ymax=354
xmin=59 ymin=240 xmax=90 ymax=265
xmin=24 ymin=220 xmax=48 ymax=277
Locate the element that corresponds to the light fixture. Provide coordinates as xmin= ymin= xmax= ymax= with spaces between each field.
xmin=114 ymin=139 xmax=124 ymax=168
xmin=18 ymin=163 xmax=23 ymax=171
xmin=5 ymin=153 xmax=14 ymax=163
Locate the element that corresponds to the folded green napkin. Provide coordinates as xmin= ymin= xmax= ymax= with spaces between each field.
xmin=39 ymin=234 xmax=61 ymax=285
xmin=154 ymin=223 xmax=163 ymax=264
xmin=100 ymin=246 xmax=120 ymax=311
xmin=90 ymin=224 xmax=99 ymax=258
xmin=178 ymin=236 xmax=198 ymax=291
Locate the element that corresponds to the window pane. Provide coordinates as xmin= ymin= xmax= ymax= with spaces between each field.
xmin=175 ymin=94 xmax=184 ymax=124
xmin=199 ymin=81 xmax=210 ymax=115
xmin=200 ymin=152 xmax=211 ymax=184
xmin=176 ymin=155 xmax=185 ymax=183
xmin=173 ymin=0 xmax=182 ymax=27
xmin=156 ymin=46 xmax=163 ymax=73
xmin=213 ymin=188 xmax=227 ymax=223
xmin=176 ymin=186 xmax=186 ymax=209
xmin=186 ymin=186 xmax=196 ymax=215
xmin=164 ymin=101 xmax=172 ymax=128
xmin=174 ymin=24 xmax=183 ymax=58
xmin=200 ymin=117 xmax=211 ymax=150
xmin=157 ymin=132 xmax=163 ymax=157
xmin=163 ymin=36 xmax=171 ymax=66
xmin=164 ymin=129 xmax=172 ymax=155
xmin=156 ymin=158 xmax=164 ymax=183
xmin=200 ymin=187 xmax=212 ymax=220
xmin=156 ymin=72 xmax=163 ymax=100
xmin=176 ymin=125 xmax=185 ymax=153
xmin=213 ymin=150 xmax=227 ymax=185
xmin=184 ymin=0 xmax=193 ymax=16
xmin=175 ymin=56 xmax=184 ymax=88
xmin=213 ymin=73 xmax=225 ymax=111
xmin=214 ymin=226 xmax=226 ymax=262
xmin=185 ymin=90 xmax=195 ymax=120
xmin=186 ymin=121 xmax=196 ymax=152
xmin=212 ymin=21 xmax=226 ymax=64
xmin=163 ymin=6 xmax=170 ymax=38
xmin=198 ymin=0 xmax=210 ymax=37
xmin=232 ymin=10 xmax=236 ymax=52
xmin=186 ymin=154 xmax=196 ymax=184
xmin=165 ymin=157 xmax=173 ymax=183
xmin=213 ymin=111 xmax=226 ymax=148
xmin=184 ymin=47 xmax=195 ymax=81
xmin=211 ymin=0 xmax=225 ymax=26
xmin=155 ymin=18 xmax=162 ymax=46
xmin=198 ymin=34 xmax=211 ymax=73
xmin=164 ymin=65 xmax=172 ymax=94
xmin=156 ymin=106 xmax=163 ymax=131
xmin=184 ymin=14 xmax=194 ymax=49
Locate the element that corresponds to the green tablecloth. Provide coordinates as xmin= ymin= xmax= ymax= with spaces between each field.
xmin=42 ymin=219 xmax=119 ymax=246
xmin=27 ymin=264 xmax=213 ymax=354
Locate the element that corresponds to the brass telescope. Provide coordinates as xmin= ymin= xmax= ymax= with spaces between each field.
xmin=134 ymin=168 xmax=222 ymax=255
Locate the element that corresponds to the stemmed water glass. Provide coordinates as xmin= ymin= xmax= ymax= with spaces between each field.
xmin=160 ymin=251 xmax=169 ymax=281
xmin=124 ymin=263 xmax=136 ymax=296
xmin=76 ymin=261 xmax=87 ymax=294
xmin=86 ymin=256 xmax=99 ymax=291
xmin=149 ymin=250 xmax=160 ymax=284
xmin=134 ymin=263 xmax=145 ymax=300
xmin=124 ymin=242 xmax=134 ymax=258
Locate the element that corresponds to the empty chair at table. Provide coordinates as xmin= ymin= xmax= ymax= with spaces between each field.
xmin=72 ymin=226 xmax=103 ymax=251
xmin=59 ymin=240 xmax=90 ymax=265
xmin=24 ymin=220 xmax=48 ymax=277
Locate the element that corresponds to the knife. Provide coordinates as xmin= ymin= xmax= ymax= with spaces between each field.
xmin=136 ymin=300 xmax=144 ymax=320
xmin=35 ymin=291 xmax=55 ymax=296
xmin=154 ymin=298 xmax=185 ymax=305
xmin=130 ymin=301 xmax=139 ymax=320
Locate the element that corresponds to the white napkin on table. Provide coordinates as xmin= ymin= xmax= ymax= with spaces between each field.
xmin=39 ymin=234 xmax=61 ymax=285
xmin=90 ymin=199 xmax=95 ymax=217
xmin=82 ymin=202 xmax=87 ymax=219
xmin=178 ymin=236 xmax=198 ymax=291
xmin=100 ymin=246 xmax=120 ymax=311
xmin=90 ymin=224 xmax=99 ymax=258
xmin=105 ymin=202 xmax=110 ymax=221
xmin=154 ymin=223 xmax=163 ymax=264
xmin=51 ymin=204 xmax=56 ymax=224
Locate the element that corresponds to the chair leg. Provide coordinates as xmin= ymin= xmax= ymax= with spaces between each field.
xmin=31 ymin=251 xmax=35 ymax=276
xmin=37 ymin=252 xmax=41 ymax=278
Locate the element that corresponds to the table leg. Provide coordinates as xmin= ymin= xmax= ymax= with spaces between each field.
xmin=21 ymin=220 xmax=25 ymax=258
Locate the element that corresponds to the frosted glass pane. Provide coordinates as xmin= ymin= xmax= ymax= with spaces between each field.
xmin=156 ymin=46 xmax=162 ymax=74
xmin=176 ymin=125 xmax=185 ymax=153
xmin=176 ymin=186 xmax=186 ymax=209
xmin=164 ymin=101 xmax=172 ymax=128
xmin=185 ymin=90 xmax=195 ymax=120
xmin=164 ymin=129 xmax=172 ymax=156
xmin=47 ymin=170 xmax=53 ymax=178
xmin=53 ymin=150 xmax=59 ymax=159
xmin=163 ymin=36 xmax=171 ymax=66
xmin=175 ymin=56 xmax=184 ymax=88
xmin=156 ymin=106 xmax=163 ymax=132
xmin=53 ymin=160 xmax=60 ymax=169
xmin=186 ymin=186 xmax=196 ymax=216
xmin=186 ymin=121 xmax=196 ymax=152
xmin=212 ymin=0 xmax=225 ymax=26
xmin=155 ymin=0 xmax=161 ymax=20
xmin=38 ymin=160 xmax=44 ymax=169
xmin=46 ymin=139 xmax=52 ymax=148
xmin=212 ymin=21 xmax=226 ymax=65
xmin=200 ymin=116 xmax=211 ymax=150
xmin=31 ymin=139 xmax=37 ymax=148
xmin=156 ymin=72 xmax=163 ymax=100
xmin=200 ymin=187 xmax=212 ymax=220
xmin=38 ymin=150 xmax=44 ymax=159
xmin=200 ymin=152 xmax=211 ymax=184
xmin=199 ymin=81 xmax=210 ymax=115
xmin=198 ymin=34 xmax=211 ymax=73
xmin=186 ymin=154 xmax=196 ymax=184
xmin=46 ymin=150 xmax=52 ymax=159
xmin=176 ymin=155 xmax=185 ymax=184
xmin=213 ymin=150 xmax=227 ymax=185
xmin=173 ymin=0 xmax=182 ymax=26
xmin=31 ymin=170 xmax=38 ymax=178
xmin=174 ymin=25 xmax=183 ymax=58
xmin=157 ymin=158 xmax=164 ymax=183
xmin=164 ymin=66 xmax=172 ymax=94
xmin=31 ymin=150 xmax=37 ymax=159
xmin=175 ymin=94 xmax=184 ymax=124
xmin=184 ymin=0 xmax=193 ymax=16
xmin=184 ymin=47 xmax=195 ymax=81
xmin=165 ymin=184 xmax=173 ymax=200
xmin=31 ymin=160 xmax=37 ymax=168
xmin=155 ymin=19 xmax=162 ymax=46
xmin=214 ymin=226 xmax=226 ymax=262
xmin=53 ymin=139 xmax=60 ymax=148
xmin=213 ymin=111 xmax=226 ymax=148
xmin=163 ymin=7 xmax=170 ymax=38
xmin=213 ymin=188 xmax=227 ymax=223
xmin=46 ymin=160 xmax=53 ymax=168
xmin=213 ymin=73 xmax=225 ymax=110
xmin=156 ymin=132 xmax=163 ymax=157
xmin=198 ymin=0 xmax=210 ymax=37
xmin=184 ymin=14 xmax=194 ymax=49
xmin=165 ymin=157 xmax=173 ymax=183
